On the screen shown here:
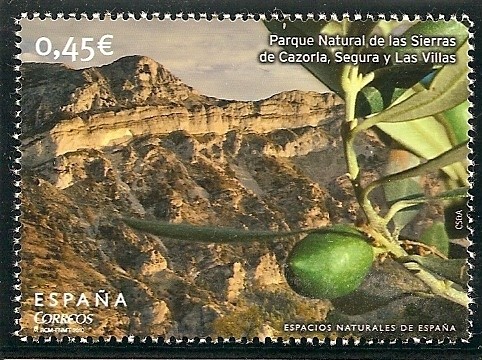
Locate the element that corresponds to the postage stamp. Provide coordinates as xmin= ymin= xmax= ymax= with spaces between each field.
xmin=16 ymin=14 xmax=473 ymax=342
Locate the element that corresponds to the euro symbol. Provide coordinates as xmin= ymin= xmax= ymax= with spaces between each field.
xmin=97 ymin=34 xmax=113 ymax=56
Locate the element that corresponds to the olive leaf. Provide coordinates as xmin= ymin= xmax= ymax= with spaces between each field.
xmin=366 ymin=141 xmax=468 ymax=196
xmin=355 ymin=40 xmax=469 ymax=131
xmin=370 ymin=84 xmax=470 ymax=184
xmin=318 ymin=20 xmax=343 ymax=37
xmin=357 ymin=20 xmax=468 ymax=117
xmin=400 ymin=187 xmax=468 ymax=204
xmin=383 ymin=149 xmax=423 ymax=230
xmin=376 ymin=115 xmax=469 ymax=183
xmin=345 ymin=20 xmax=379 ymax=44
xmin=356 ymin=65 xmax=431 ymax=117
xmin=384 ymin=187 xmax=469 ymax=223
xmin=386 ymin=20 xmax=469 ymax=59
xmin=416 ymin=71 xmax=470 ymax=146
xmin=400 ymin=255 xmax=468 ymax=286
xmin=123 ymin=217 xmax=312 ymax=243
xmin=377 ymin=20 xmax=406 ymax=38
xmin=443 ymin=100 xmax=470 ymax=145
xmin=419 ymin=222 xmax=450 ymax=257
xmin=367 ymin=70 xmax=470 ymax=185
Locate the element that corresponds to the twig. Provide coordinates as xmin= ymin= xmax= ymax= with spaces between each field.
xmin=404 ymin=262 xmax=470 ymax=308
xmin=400 ymin=239 xmax=449 ymax=260
xmin=342 ymin=63 xmax=469 ymax=308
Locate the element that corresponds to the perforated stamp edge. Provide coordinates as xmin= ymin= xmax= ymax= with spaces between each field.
xmin=12 ymin=11 xmax=476 ymax=345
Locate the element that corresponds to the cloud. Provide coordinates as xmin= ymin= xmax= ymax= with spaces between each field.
xmin=20 ymin=51 xmax=47 ymax=63
xmin=19 ymin=17 xmax=329 ymax=100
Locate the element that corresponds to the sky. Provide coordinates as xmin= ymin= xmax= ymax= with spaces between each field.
xmin=19 ymin=17 xmax=329 ymax=100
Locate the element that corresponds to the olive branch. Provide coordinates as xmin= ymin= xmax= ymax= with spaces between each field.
xmin=306 ymin=19 xmax=470 ymax=307
xmin=124 ymin=19 xmax=471 ymax=308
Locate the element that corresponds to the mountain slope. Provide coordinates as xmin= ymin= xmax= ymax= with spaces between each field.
xmin=19 ymin=56 xmax=464 ymax=339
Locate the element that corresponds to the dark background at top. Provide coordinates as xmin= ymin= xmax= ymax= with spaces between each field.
xmin=0 ymin=0 xmax=481 ymax=358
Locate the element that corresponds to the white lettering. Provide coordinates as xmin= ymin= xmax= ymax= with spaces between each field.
xmin=63 ymin=293 xmax=74 ymax=307
xmin=114 ymin=293 xmax=127 ymax=307
xmin=49 ymin=292 xmax=59 ymax=307
xmin=76 ymin=293 xmax=90 ymax=307
xmin=95 ymin=292 xmax=109 ymax=307
xmin=34 ymin=293 xmax=44 ymax=307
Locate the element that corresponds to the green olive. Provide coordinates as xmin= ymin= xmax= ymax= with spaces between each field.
xmin=285 ymin=225 xmax=374 ymax=299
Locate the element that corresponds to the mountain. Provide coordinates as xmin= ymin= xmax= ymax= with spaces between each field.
xmin=21 ymin=56 xmax=343 ymax=169
xmin=19 ymin=56 xmax=465 ymax=339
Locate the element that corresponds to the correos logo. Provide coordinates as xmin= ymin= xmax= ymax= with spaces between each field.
xmin=34 ymin=312 xmax=94 ymax=325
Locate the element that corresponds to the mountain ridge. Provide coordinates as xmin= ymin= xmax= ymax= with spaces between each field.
xmin=21 ymin=55 xmax=339 ymax=135
xmin=21 ymin=55 xmax=343 ymax=167
xmin=21 ymin=55 xmax=207 ymax=135
xmin=20 ymin=55 xmax=353 ymax=337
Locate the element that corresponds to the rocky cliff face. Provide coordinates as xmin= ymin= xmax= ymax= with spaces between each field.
xmin=21 ymin=56 xmax=341 ymax=168
xmin=21 ymin=56 xmax=201 ymax=133
xmin=19 ymin=56 xmax=465 ymax=339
